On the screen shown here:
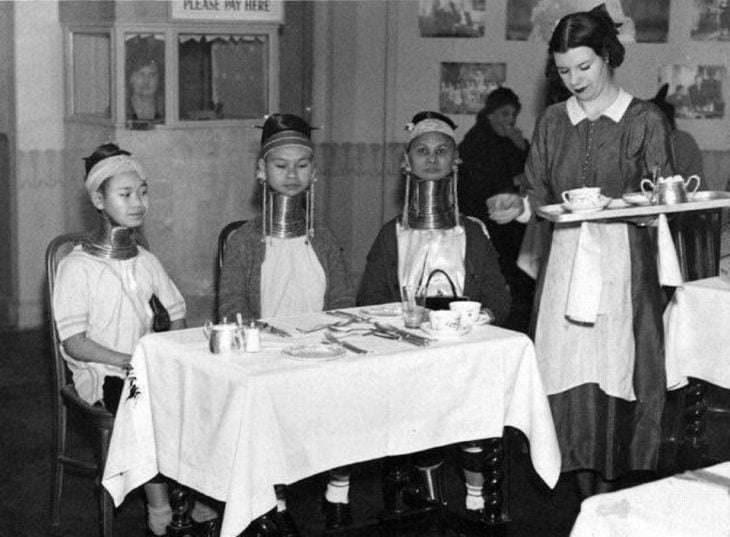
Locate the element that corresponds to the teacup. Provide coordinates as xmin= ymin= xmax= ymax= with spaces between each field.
xmin=562 ymin=187 xmax=602 ymax=207
xmin=429 ymin=310 xmax=461 ymax=335
xmin=449 ymin=301 xmax=481 ymax=327
xmin=203 ymin=321 xmax=244 ymax=354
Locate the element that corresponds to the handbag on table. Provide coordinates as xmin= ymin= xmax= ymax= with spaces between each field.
xmin=422 ymin=268 xmax=469 ymax=310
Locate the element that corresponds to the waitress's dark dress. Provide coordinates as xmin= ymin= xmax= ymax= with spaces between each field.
xmin=525 ymin=91 xmax=674 ymax=480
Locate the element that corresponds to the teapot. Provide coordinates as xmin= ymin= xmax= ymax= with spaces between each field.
xmin=640 ymin=174 xmax=700 ymax=205
xmin=203 ymin=321 xmax=244 ymax=354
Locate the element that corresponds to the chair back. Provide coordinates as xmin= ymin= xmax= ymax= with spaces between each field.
xmin=215 ymin=220 xmax=246 ymax=320
xmin=46 ymin=233 xmax=88 ymax=394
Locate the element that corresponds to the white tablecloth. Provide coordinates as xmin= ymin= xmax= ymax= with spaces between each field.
xmin=570 ymin=462 xmax=730 ymax=537
xmin=102 ymin=311 xmax=560 ymax=537
xmin=665 ymin=277 xmax=730 ymax=390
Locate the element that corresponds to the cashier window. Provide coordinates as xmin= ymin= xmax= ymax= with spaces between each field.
xmin=178 ymin=33 xmax=270 ymax=121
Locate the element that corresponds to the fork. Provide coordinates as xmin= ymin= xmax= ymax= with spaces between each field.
xmin=298 ymin=318 xmax=354 ymax=334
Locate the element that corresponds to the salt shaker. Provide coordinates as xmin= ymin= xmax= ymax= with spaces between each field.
xmin=244 ymin=321 xmax=261 ymax=353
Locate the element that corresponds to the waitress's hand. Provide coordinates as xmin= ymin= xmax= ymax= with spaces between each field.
xmin=487 ymin=193 xmax=524 ymax=224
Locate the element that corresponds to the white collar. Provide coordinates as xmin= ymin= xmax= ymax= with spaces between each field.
xmin=566 ymin=88 xmax=633 ymax=125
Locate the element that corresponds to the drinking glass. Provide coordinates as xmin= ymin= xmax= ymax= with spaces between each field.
xmin=401 ymin=285 xmax=426 ymax=329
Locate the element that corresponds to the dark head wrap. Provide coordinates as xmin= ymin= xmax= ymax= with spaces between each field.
xmin=259 ymin=113 xmax=314 ymax=159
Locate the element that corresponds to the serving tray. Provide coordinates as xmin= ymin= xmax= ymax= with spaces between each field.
xmin=537 ymin=191 xmax=730 ymax=224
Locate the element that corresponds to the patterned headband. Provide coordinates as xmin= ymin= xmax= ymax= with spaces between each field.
xmin=405 ymin=118 xmax=456 ymax=145
xmin=85 ymin=155 xmax=147 ymax=199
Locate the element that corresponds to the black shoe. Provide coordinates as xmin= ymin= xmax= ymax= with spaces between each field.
xmin=322 ymin=500 xmax=352 ymax=530
xmin=275 ymin=509 xmax=302 ymax=537
xmin=242 ymin=509 xmax=280 ymax=537
xmin=192 ymin=517 xmax=220 ymax=537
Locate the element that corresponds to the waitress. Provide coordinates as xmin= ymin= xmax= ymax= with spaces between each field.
xmin=489 ymin=5 xmax=675 ymax=496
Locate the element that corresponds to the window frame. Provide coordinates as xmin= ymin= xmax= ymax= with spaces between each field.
xmin=63 ymin=26 xmax=115 ymax=125
xmin=64 ymin=23 xmax=280 ymax=129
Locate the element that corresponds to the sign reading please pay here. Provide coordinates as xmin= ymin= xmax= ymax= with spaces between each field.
xmin=170 ymin=0 xmax=284 ymax=22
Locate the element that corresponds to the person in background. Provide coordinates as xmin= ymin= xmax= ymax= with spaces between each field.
xmin=356 ymin=110 xmax=511 ymax=522
xmin=458 ymin=87 xmax=534 ymax=332
xmin=218 ymin=113 xmax=355 ymax=536
xmin=127 ymin=55 xmax=164 ymax=123
xmin=53 ymin=143 xmax=218 ymax=536
xmin=487 ymin=4 xmax=675 ymax=497
xmin=651 ymin=83 xmax=704 ymax=179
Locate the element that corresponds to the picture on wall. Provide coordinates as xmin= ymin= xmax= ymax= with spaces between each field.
xmin=691 ymin=0 xmax=730 ymax=41
xmin=419 ymin=0 xmax=486 ymax=38
xmin=439 ymin=62 xmax=505 ymax=115
xmin=658 ymin=64 xmax=726 ymax=120
xmin=505 ymin=0 xmax=669 ymax=43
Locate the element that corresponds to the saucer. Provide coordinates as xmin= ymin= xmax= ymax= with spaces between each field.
xmin=622 ymin=192 xmax=652 ymax=206
xmin=360 ymin=304 xmax=402 ymax=318
xmin=282 ymin=344 xmax=346 ymax=361
xmin=420 ymin=322 xmax=472 ymax=339
xmin=561 ymin=195 xmax=611 ymax=213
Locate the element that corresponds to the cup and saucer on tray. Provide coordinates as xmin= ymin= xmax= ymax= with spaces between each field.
xmin=561 ymin=187 xmax=611 ymax=213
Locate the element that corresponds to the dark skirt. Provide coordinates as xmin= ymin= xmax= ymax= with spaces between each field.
xmin=536 ymin=224 xmax=666 ymax=480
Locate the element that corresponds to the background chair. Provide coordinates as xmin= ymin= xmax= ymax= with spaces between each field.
xmin=215 ymin=220 xmax=246 ymax=321
xmin=46 ymin=232 xmax=115 ymax=537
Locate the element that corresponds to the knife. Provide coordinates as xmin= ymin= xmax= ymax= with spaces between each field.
xmin=259 ymin=322 xmax=293 ymax=338
xmin=324 ymin=332 xmax=369 ymax=354
xmin=374 ymin=322 xmax=432 ymax=347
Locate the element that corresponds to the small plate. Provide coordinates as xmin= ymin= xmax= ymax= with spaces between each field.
xmin=622 ymin=192 xmax=652 ymax=206
xmin=420 ymin=322 xmax=472 ymax=339
xmin=281 ymin=343 xmax=346 ymax=361
xmin=474 ymin=313 xmax=493 ymax=326
xmin=561 ymin=196 xmax=611 ymax=213
xmin=360 ymin=304 xmax=403 ymax=318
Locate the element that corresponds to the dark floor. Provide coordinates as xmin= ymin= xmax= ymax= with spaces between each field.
xmin=0 ymin=329 xmax=680 ymax=537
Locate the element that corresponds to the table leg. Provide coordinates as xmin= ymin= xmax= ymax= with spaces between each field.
xmin=677 ymin=379 xmax=709 ymax=470
xmin=168 ymin=481 xmax=195 ymax=537
xmin=482 ymin=437 xmax=505 ymax=525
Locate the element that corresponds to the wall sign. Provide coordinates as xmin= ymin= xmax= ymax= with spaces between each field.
xmin=170 ymin=0 xmax=284 ymax=23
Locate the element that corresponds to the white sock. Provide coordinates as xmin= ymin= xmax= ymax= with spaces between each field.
xmin=147 ymin=504 xmax=172 ymax=536
xmin=465 ymin=483 xmax=484 ymax=511
xmin=325 ymin=474 xmax=350 ymax=504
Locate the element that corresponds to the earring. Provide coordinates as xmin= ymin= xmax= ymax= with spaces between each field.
xmin=256 ymin=169 xmax=266 ymax=183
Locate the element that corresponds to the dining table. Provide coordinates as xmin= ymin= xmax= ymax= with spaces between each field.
xmin=101 ymin=307 xmax=561 ymax=537
xmin=664 ymin=277 xmax=730 ymax=467
xmin=570 ymin=461 xmax=730 ymax=537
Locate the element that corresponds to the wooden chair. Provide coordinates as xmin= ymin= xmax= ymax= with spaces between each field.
xmin=46 ymin=232 xmax=115 ymax=537
xmin=215 ymin=220 xmax=247 ymax=321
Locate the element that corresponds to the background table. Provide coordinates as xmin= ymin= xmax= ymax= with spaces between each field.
xmin=570 ymin=462 xmax=730 ymax=537
xmin=102 ymin=312 xmax=560 ymax=537
xmin=664 ymin=277 xmax=730 ymax=468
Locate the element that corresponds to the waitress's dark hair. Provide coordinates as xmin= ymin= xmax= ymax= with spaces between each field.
xmin=545 ymin=4 xmax=625 ymax=83
xmin=83 ymin=143 xmax=131 ymax=177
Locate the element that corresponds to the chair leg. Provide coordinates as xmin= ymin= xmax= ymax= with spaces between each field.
xmin=51 ymin=402 xmax=67 ymax=527
xmin=97 ymin=427 xmax=114 ymax=537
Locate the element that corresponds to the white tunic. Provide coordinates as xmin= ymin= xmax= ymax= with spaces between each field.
xmin=260 ymin=236 xmax=326 ymax=318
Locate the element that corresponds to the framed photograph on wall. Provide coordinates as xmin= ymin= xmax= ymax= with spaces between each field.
xmin=439 ymin=62 xmax=505 ymax=115
xmin=659 ymin=64 xmax=726 ymax=120
xmin=506 ymin=0 xmax=669 ymax=43
xmin=690 ymin=0 xmax=730 ymax=41
xmin=419 ymin=0 xmax=486 ymax=38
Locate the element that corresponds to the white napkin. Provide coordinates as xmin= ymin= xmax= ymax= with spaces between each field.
xmin=565 ymin=222 xmax=603 ymax=323
xmin=654 ymin=214 xmax=684 ymax=287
